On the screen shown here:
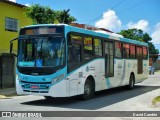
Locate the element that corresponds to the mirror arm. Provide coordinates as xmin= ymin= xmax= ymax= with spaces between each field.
xmin=10 ymin=37 xmax=18 ymax=57
xmin=10 ymin=37 xmax=18 ymax=43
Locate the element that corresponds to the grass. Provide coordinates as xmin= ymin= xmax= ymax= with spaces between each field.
xmin=152 ymin=96 xmax=160 ymax=105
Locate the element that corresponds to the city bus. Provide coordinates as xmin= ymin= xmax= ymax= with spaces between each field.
xmin=10 ymin=24 xmax=149 ymax=100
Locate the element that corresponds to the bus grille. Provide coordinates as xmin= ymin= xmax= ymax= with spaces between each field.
xmin=20 ymin=81 xmax=51 ymax=91
xmin=23 ymin=90 xmax=49 ymax=93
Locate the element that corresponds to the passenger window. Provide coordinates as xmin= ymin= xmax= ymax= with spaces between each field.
xmin=94 ymin=38 xmax=102 ymax=56
xmin=84 ymin=37 xmax=93 ymax=59
xmin=143 ymin=47 xmax=148 ymax=59
xmin=130 ymin=45 xmax=136 ymax=58
xmin=137 ymin=47 xmax=143 ymax=58
xmin=123 ymin=43 xmax=130 ymax=58
xmin=115 ymin=42 xmax=122 ymax=58
xmin=68 ymin=34 xmax=82 ymax=72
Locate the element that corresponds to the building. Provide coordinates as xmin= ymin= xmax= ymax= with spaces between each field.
xmin=149 ymin=54 xmax=160 ymax=70
xmin=0 ymin=0 xmax=32 ymax=54
xmin=0 ymin=0 xmax=32 ymax=88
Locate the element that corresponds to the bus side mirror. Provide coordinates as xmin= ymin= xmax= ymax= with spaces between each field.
xmin=10 ymin=38 xmax=18 ymax=57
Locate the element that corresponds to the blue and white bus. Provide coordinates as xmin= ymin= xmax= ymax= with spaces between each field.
xmin=10 ymin=24 xmax=149 ymax=100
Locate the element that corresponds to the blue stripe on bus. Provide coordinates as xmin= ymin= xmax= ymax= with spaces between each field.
xmin=120 ymin=37 xmax=148 ymax=46
xmin=143 ymin=64 xmax=147 ymax=66
xmin=106 ymin=77 xmax=111 ymax=88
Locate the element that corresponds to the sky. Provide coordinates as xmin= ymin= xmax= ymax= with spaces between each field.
xmin=10 ymin=0 xmax=160 ymax=52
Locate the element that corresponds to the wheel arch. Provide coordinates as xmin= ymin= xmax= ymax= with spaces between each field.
xmin=85 ymin=75 xmax=95 ymax=91
xmin=130 ymin=72 xmax=135 ymax=81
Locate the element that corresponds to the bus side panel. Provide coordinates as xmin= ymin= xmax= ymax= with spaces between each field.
xmin=49 ymin=80 xmax=69 ymax=97
xmin=136 ymin=60 xmax=149 ymax=83
xmin=67 ymin=59 xmax=107 ymax=96
xmin=68 ymin=74 xmax=78 ymax=96
xmin=113 ymin=59 xmax=126 ymax=87
xmin=94 ymin=59 xmax=106 ymax=91
xmin=143 ymin=60 xmax=149 ymax=79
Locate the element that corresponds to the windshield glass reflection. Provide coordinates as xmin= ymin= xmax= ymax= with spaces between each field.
xmin=18 ymin=36 xmax=65 ymax=67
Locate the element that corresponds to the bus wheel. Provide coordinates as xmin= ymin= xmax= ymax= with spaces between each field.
xmin=44 ymin=96 xmax=55 ymax=101
xmin=127 ymin=74 xmax=135 ymax=90
xmin=81 ymin=80 xmax=94 ymax=100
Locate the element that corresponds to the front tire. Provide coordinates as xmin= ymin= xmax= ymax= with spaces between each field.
xmin=81 ymin=80 xmax=94 ymax=100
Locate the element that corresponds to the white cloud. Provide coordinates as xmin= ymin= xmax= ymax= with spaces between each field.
xmin=9 ymin=0 xmax=16 ymax=2
xmin=25 ymin=3 xmax=30 ymax=7
xmin=127 ymin=20 xmax=149 ymax=32
xmin=151 ymin=22 xmax=160 ymax=44
xmin=95 ymin=10 xmax=121 ymax=32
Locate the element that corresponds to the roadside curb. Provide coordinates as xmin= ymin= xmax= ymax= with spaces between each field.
xmin=0 ymin=87 xmax=17 ymax=99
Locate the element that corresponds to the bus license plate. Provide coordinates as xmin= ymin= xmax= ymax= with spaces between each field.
xmin=31 ymin=85 xmax=39 ymax=89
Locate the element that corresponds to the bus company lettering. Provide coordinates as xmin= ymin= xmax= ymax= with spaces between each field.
xmin=86 ymin=66 xmax=95 ymax=72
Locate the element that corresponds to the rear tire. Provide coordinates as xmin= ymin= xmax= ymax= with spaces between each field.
xmin=81 ymin=79 xmax=94 ymax=100
xmin=127 ymin=74 xmax=135 ymax=90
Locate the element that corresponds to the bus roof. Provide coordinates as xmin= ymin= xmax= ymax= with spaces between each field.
xmin=21 ymin=24 xmax=148 ymax=47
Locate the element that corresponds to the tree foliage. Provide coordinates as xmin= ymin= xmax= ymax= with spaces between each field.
xmin=25 ymin=4 xmax=76 ymax=24
xmin=25 ymin=4 xmax=56 ymax=24
xmin=119 ymin=29 xmax=152 ymax=42
xmin=119 ymin=28 xmax=159 ymax=60
xmin=56 ymin=9 xmax=77 ymax=24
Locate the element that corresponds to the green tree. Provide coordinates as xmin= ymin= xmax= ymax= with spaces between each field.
xmin=56 ymin=9 xmax=76 ymax=24
xmin=119 ymin=29 xmax=152 ymax=42
xmin=25 ymin=5 xmax=76 ymax=24
xmin=119 ymin=28 xmax=159 ymax=60
xmin=25 ymin=4 xmax=56 ymax=24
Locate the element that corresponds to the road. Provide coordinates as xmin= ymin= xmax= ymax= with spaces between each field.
xmin=0 ymin=72 xmax=160 ymax=119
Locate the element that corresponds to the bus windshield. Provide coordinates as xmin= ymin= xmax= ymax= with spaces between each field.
xmin=18 ymin=36 xmax=65 ymax=68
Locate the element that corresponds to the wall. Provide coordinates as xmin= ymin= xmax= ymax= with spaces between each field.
xmin=0 ymin=1 xmax=32 ymax=54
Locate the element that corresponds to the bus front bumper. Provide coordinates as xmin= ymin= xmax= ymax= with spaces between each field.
xmin=16 ymin=79 xmax=69 ymax=97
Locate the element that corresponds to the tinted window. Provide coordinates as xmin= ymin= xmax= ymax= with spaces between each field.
xmin=115 ymin=42 xmax=122 ymax=58
xmin=143 ymin=47 xmax=148 ymax=59
xmin=137 ymin=46 xmax=143 ymax=58
xmin=123 ymin=43 xmax=130 ymax=58
xmin=68 ymin=35 xmax=82 ymax=62
xmin=84 ymin=37 xmax=93 ymax=59
xmin=130 ymin=45 xmax=136 ymax=58
xmin=94 ymin=38 xmax=102 ymax=56
xmin=68 ymin=34 xmax=83 ymax=72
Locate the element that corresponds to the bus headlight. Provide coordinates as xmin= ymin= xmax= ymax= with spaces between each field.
xmin=16 ymin=74 xmax=20 ymax=80
xmin=51 ymin=74 xmax=65 ymax=84
xmin=51 ymin=77 xmax=60 ymax=84
xmin=16 ymin=74 xmax=22 ymax=81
